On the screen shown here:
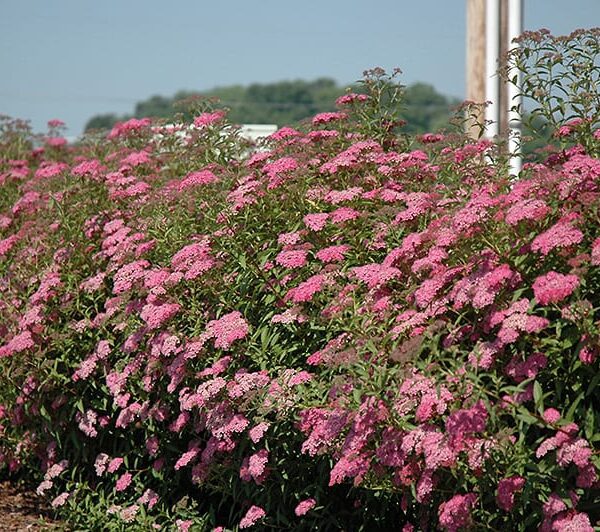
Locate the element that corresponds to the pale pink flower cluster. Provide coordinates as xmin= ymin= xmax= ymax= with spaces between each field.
xmin=51 ymin=492 xmax=70 ymax=508
xmin=536 ymin=424 xmax=597 ymax=488
xmin=320 ymin=140 xmax=382 ymax=174
xmin=115 ymin=471 xmax=132 ymax=491
xmin=262 ymin=156 xmax=298 ymax=189
xmin=299 ymin=408 xmax=349 ymax=456
xmin=120 ymin=150 xmax=151 ymax=167
xmin=0 ymin=330 xmax=36 ymax=358
xmin=248 ymin=422 xmax=270 ymax=443
xmin=294 ymin=498 xmax=316 ymax=516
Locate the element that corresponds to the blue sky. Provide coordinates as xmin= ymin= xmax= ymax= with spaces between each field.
xmin=1 ymin=1 xmax=598 ymax=135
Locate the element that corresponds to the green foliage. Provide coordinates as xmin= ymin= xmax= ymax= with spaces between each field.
xmin=1 ymin=29 xmax=600 ymax=531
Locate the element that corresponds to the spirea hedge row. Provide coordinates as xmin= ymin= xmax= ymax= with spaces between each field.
xmin=1 ymin=30 xmax=600 ymax=531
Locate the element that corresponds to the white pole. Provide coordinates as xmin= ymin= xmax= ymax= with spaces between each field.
xmin=507 ymin=0 xmax=523 ymax=176
xmin=485 ymin=0 xmax=500 ymax=138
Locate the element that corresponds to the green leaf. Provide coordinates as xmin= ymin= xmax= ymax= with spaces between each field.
xmin=565 ymin=392 xmax=584 ymax=422
xmin=584 ymin=407 xmax=595 ymax=441
xmin=533 ymin=381 xmax=544 ymax=412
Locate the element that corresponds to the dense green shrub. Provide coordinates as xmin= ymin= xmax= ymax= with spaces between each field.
xmin=0 ymin=30 xmax=599 ymax=531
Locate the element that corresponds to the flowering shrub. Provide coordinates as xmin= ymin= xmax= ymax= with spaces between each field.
xmin=1 ymin=31 xmax=600 ymax=531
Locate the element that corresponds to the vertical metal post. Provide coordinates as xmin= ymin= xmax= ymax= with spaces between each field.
xmin=485 ymin=0 xmax=500 ymax=138
xmin=507 ymin=0 xmax=523 ymax=176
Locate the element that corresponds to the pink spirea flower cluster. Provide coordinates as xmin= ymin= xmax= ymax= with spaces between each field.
xmin=530 ymin=221 xmax=583 ymax=255
xmin=294 ymin=498 xmax=316 ymax=516
xmin=239 ymin=505 xmax=266 ymax=529
xmin=532 ymin=271 xmax=580 ymax=305
xmin=179 ymin=170 xmax=218 ymax=190
xmin=275 ymin=249 xmax=308 ymax=269
xmin=496 ymin=476 xmax=526 ymax=511
xmin=194 ymin=111 xmax=226 ymax=127
xmin=438 ymin=493 xmax=477 ymax=532
xmin=140 ymin=302 xmax=181 ymax=329
xmin=202 ymin=311 xmax=249 ymax=350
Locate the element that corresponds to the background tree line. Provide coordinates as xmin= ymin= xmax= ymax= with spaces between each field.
xmin=85 ymin=78 xmax=459 ymax=134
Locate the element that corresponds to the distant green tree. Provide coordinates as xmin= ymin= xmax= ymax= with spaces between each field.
xmin=84 ymin=79 xmax=457 ymax=134
xmin=403 ymin=83 xmax=460 ymax=133
xmin=84 ymin=113 xmax=121 ymax=132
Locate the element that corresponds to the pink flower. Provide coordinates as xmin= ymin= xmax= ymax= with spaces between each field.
xmin=203 ymin=311 xmax=249 ymax=350
xmin=120 ymin=150 xmax=150 ymax=167
xmin=532 ymin=271 xmax=579 ymax=305
xmin=438 ymin=493 xmax=477 ymax=532
xmin=171 ymin=240 xmax=215 ymax=280
xmin=294 ymin=498 xmax=316 ymax=516
xmin=107 ymin=457 xmax=124 ymax=473
xmin=275 ymin=249 xmax=308 ymax=269
xmin=248 ymin=422 xmax=270 ymax=443
xmin=108 ymin=118 xmax=151 ymax=139
xmin=505 ymin=199 xmax=550 ymax=225
xmin=531 ymin=222 xmax=583 ymax=256
xmin=246 ymin=449 xmax=269 ymax=483
xmin=312 ymin=111 xmax=347 ymax=125
xmin=262 ymin=157 xmax=298 ymax=188
xmin=543 ymin=408 xmax=561 ymax=424
xmin=496 ymin=476 xmax=525 ymax=511
xmin=550 ymin=511 xmax=594 ymax=532
xmin=1 ymin=331 xmax=36 ymax=357
xmin=137 ymin=488 xmax=159 ymax=508
xmin=352 ymin=263 xmax=400 ymax=289
xmin=94 ymin=453 xmax=110 ymax=476
xmin=175 ymin=447 xmax=200 ymax=470
xmin=285 ymin=274 xmax=327 ymax=303
xmin=330 ymin=207 xmax=360 ymax=224
xmin=140 ymin=302 xmax=181 ymax=329
xmin=316 ymin=244 xmax=349 ymax=263
xmin=336 ymin=93 xmax=368 ymax=106
xmin=119 ymin=504 xmax=139 ymax=523
xmin=179 ymin=170 xmax=218 ymax=190
xmin=304 ymin=213 xmax=329 ymax=231
xmin=48 ymin=118 xmax=65 ymax=128
xmin=278 ymin=231 xmax=302 ymax=246
xmin=194 ymin=110 xmax=226 ymax=127
xmin=176 ymin=519 xmax=194 ymax=532
xmin=445 ymin=401 xmax=488 ymax=442
xmin=239 ymin=505 xmax=266 ymax=528
xmin=115 ymin=472 xmax=132 ymax=491
xmin=51 ymin=492 xmax=70 ymax=508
